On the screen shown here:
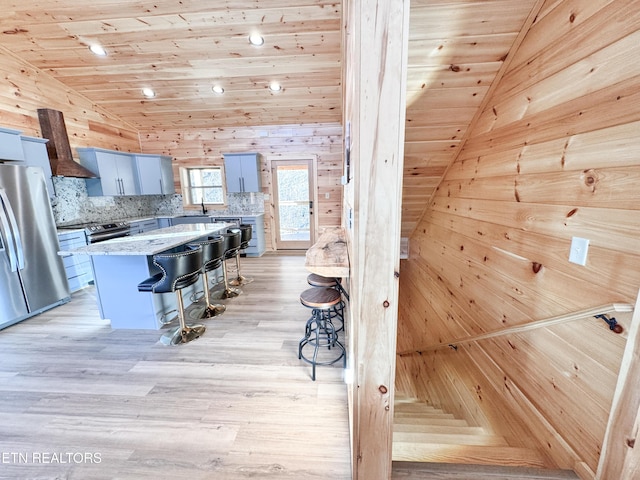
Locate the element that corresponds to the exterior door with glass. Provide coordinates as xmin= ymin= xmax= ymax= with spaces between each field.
xmin=272 ymin=159 xmax=315 ymax=250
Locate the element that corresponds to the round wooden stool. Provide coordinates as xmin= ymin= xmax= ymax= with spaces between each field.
xmin=306 ymin=273 xmax=344 ymax=331
xmin=298 ymin=287 xmax=346 ymax=381
xmin=307 ymin=273 xmax=339 ymax=287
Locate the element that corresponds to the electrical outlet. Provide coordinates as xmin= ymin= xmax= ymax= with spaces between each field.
xmin=325 ymin=192 xmax=330 ymax=199
xmin=569 ymin=237 xmax=589 ymax=266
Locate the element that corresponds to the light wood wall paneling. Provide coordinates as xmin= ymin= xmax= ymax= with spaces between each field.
xmin=423 ymin=209 xmax=640 ymax=302
xmin=398 ymin=0 xmax=640 ymax=476
xmin=477 ymin=29 xmax=640 ymax=133
xmin=469 ymin=71 xmax=640 ymax=156
xmin=493 ymin=0 xmax=640 ymax=106
xmin=401 ymin=0 xmax=545 ymax=238
xmin=461 ymin=340 xmax=582 ymax=472
xmin=139 ymin=123 xmax=343 ymax=252
xmin=0 ymin=46 xmax=140 ymax=152
xmin=429 ymin=196 xmax=640 ymax=257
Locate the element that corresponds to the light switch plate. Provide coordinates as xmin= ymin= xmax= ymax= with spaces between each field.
xmin=569 ymin=237 xmax=589 ymax=266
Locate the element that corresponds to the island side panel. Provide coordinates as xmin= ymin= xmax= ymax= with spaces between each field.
xmin=91 ymin=254 xmax=182 ymax=330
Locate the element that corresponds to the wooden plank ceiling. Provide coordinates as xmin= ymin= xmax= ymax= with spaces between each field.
xmin=2 ymin=0 xmax=538 ymax=237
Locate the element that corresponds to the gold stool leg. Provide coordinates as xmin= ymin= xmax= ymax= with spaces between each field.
xmin=199 ymin=271 xmax=226 ymax=318
xmin=229 ymin=251 xmax=253 ymax=286
xmin=220 ymin=257 xmax=241 ymax=299
xmin=160 ymin=290 xmax=206 ymax=345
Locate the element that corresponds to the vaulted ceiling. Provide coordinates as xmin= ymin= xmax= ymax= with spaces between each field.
xmin=2 ymin=0 xmax=539 ymax=237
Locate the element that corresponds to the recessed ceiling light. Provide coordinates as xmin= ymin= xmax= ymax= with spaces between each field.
xmin=212 ymin=85 xmax=225 ymax=94
xmin=89 ymin=44 xmax=107 ymax=56
xmin=269 ymin=81 xmax=282 ymax=92
xmin=142 ymin=88 xmax=156 ymax=98
xmin=249 ymin=34 xmax=264 ymax=46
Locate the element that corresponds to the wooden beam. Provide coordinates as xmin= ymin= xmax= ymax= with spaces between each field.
xmin=342 ymin=0 xmax=410 ymax=478
xmin=598 ymin=290 xmax=640 ymax=479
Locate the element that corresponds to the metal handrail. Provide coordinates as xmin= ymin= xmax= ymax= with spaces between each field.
xmin=397 ymin=303 xmax=634 ymax=357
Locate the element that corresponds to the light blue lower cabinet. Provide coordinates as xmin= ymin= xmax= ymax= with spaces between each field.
xmin=57 ymin=231 xmax=94 ymax=292
xmin=240 ymin=216 xmax=265 ymax=257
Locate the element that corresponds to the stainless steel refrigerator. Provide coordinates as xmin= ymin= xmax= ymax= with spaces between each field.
xmin=0 ymin=163 xmax=70 ymax=329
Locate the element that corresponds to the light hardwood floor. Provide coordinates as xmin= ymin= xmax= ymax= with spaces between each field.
xmin=0 ymin=253 xmax=351 ymax=479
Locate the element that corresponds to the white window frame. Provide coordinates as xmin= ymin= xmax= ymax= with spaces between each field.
xmin=180 ymin=166 xmax=225 ymax=207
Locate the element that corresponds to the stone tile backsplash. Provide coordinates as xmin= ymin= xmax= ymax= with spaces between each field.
xmin=52 ymin=177 xmax=264 ymax=226
xmin=216 ymin=192 xmax=265 ymax=215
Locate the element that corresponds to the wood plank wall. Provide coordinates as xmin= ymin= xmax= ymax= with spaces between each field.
xmin=397 ymin=0 xmax=640 ymax=477
xmin=0 ymin=46 xmax=140 ymax=152
xmin=138 ymin=123 xmax=343 ymax=251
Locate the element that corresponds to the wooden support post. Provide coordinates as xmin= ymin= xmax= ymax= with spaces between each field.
xmin=597 ymin=290 xmax=640 ymax=479
xmin=342 ymin=0 xmax=410 ymax=478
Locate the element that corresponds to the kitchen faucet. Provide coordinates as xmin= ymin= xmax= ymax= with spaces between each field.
xmin=201 ymin=200 xmax=207 ymax=215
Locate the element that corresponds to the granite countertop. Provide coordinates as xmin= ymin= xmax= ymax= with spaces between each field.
xmin=58 ymin=223 xmax=233 ymax=257
xmin=156 ymin=213 xmax=264 ymax=219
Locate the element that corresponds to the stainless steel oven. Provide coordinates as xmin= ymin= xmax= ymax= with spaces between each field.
xmin=59 ymin=221 xmax=131 ymax=243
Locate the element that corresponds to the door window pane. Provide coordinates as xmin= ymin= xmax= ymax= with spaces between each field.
xmin=277 ymin=166 xmax=310 ymax=242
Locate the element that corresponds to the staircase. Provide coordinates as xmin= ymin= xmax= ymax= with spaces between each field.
xmin=392 ymin=396 xmax=557 ymax=471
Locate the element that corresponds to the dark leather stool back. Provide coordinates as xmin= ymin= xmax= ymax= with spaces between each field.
xmin=238 ymin=224 xmax=252 ymax=249
xmin=222 ymin=228 xmax=241 ymax=259
xmin=187 ymin=235 xmax=225 ymax=273
xmin=141 ymin=245 xmax=203 ymax=294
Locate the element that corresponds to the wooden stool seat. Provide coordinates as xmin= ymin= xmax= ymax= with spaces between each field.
xmin=307 ymin=273 xmax=339 ymax=288
xmin=300 ymin=287 xmax=341 ymax=309
xmin=298 ymin=286 xmax=345 ymax=380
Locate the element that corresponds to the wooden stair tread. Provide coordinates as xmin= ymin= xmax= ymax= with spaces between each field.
xmin=392 ymin=398 xmax=549 ymax=471
xmin=392 ymin=462 xmax=580 ymax=479
xmin=394 ymin=413 xmax=459 ymax=423
xmin=392 ymin=443 xmax=548 ymax=468
xmin=393 ymin=417 xmax=471 ymax=427
xmin=394 ymin=424 xmax=485 ymax=435
xmin=393 ymin=431 xmax=508 ymax=446
xmin=394 ymin=403 xmax=443 ymax=413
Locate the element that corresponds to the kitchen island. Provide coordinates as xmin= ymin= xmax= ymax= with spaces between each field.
xmin=59 ymin=223 xmax=232 ymax=330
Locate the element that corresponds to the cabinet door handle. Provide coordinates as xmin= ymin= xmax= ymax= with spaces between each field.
xmin=239 ymin=178 xmax=242 ymax=192
xmin=159 ymin=179 xmax=163 ymax=193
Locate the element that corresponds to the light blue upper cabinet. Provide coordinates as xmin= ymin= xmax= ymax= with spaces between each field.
xmin=0 ymin=127 xmax=26 ymax=161
xmin=223 ymin=153 xmax=262 ymax=192
xmin=134 ymin=154 xmax=175 ymax=195
xmin=78 ymin=147 xmax=140 ymax=196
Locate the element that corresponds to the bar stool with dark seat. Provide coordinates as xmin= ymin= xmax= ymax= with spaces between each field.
xmin=307 ymin=273 xmax=344 ymax=331
xmin=229 ymin=223 xmax=254 ymax=286
xmin=137 ymin=245 xmax=206 ymax=346
xmin=187 ymin=235 xmax=226 ymax=319
xmin=218 ymin=228 xmax=242 ymax=299
xmin=298 ymin=286 xmax=346 ymax=381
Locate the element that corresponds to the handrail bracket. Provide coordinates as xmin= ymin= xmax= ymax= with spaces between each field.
xmin=594 ymin=314 xmax=624 ymax=334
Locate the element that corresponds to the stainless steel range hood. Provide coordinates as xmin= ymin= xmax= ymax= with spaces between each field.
xmin=37 ymin=108 xmax=97 ymax=178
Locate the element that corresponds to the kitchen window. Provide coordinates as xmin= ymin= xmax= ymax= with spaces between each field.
xmin=180 ymin=166 xmax=225 ymax=205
